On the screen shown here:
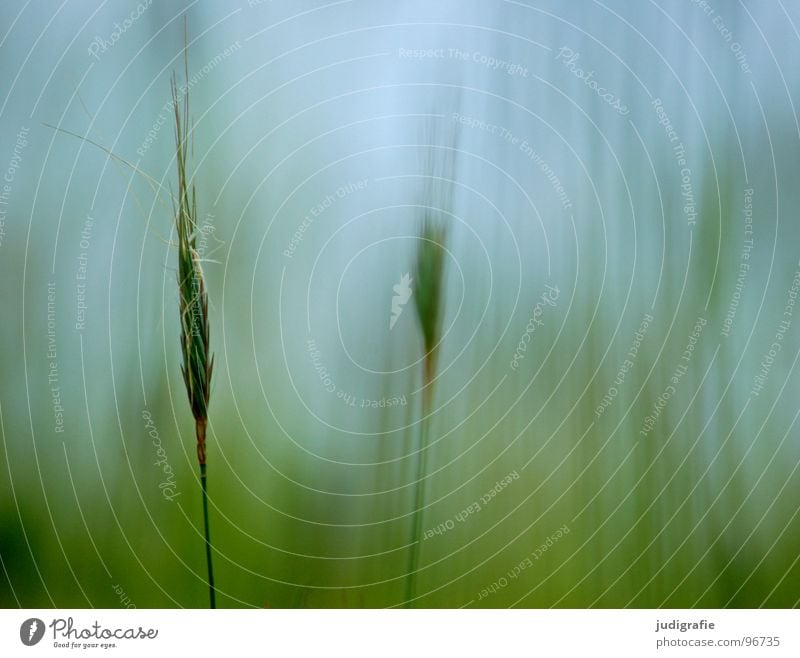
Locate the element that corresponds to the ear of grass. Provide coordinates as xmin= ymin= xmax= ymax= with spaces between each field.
xmin=413 ymin=219 xmax=448 ymax=410
xmin=173 ymin=74 xmax=213 ymax=436
xmin=172 ymin=44 xmax=216 ymax=608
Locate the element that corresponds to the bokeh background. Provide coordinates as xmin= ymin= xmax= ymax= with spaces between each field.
xmin=1 ymin=0 xmax=799 ymax=608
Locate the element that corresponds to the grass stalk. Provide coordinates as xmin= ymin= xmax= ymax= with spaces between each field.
xmin=172 ymin=46 xmax=216 ymax=608
xmin=405 ymin=219 xmax=447 ymax=607
xmin=45 ymin=24 xmax=217 ymax=609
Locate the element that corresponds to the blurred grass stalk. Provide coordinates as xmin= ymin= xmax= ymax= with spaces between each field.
xmin=406 ymin=219 xmax=447 ymax=607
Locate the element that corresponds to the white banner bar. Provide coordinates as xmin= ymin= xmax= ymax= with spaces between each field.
xmin=1 ymin=609 xmax=797 ymax=657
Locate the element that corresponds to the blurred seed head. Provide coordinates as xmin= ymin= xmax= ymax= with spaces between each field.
xmin=413 ymin=217 xmax=447 ymax=385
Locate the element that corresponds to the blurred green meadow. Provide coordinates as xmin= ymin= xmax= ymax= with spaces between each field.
xmin=1 ymin=1 xmax=799 ymax=608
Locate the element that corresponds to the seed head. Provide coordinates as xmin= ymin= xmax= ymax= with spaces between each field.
xmin=172 ymin=70 xmax=213 ymax=462
xmin=413 ymin=218 xmax=447 ymax=391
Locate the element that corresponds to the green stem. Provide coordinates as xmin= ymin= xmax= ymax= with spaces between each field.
xmin=406 ymin=388 xmax=432 ymax=607
xmin=200 ymin=462 xmax=216 ymax=608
